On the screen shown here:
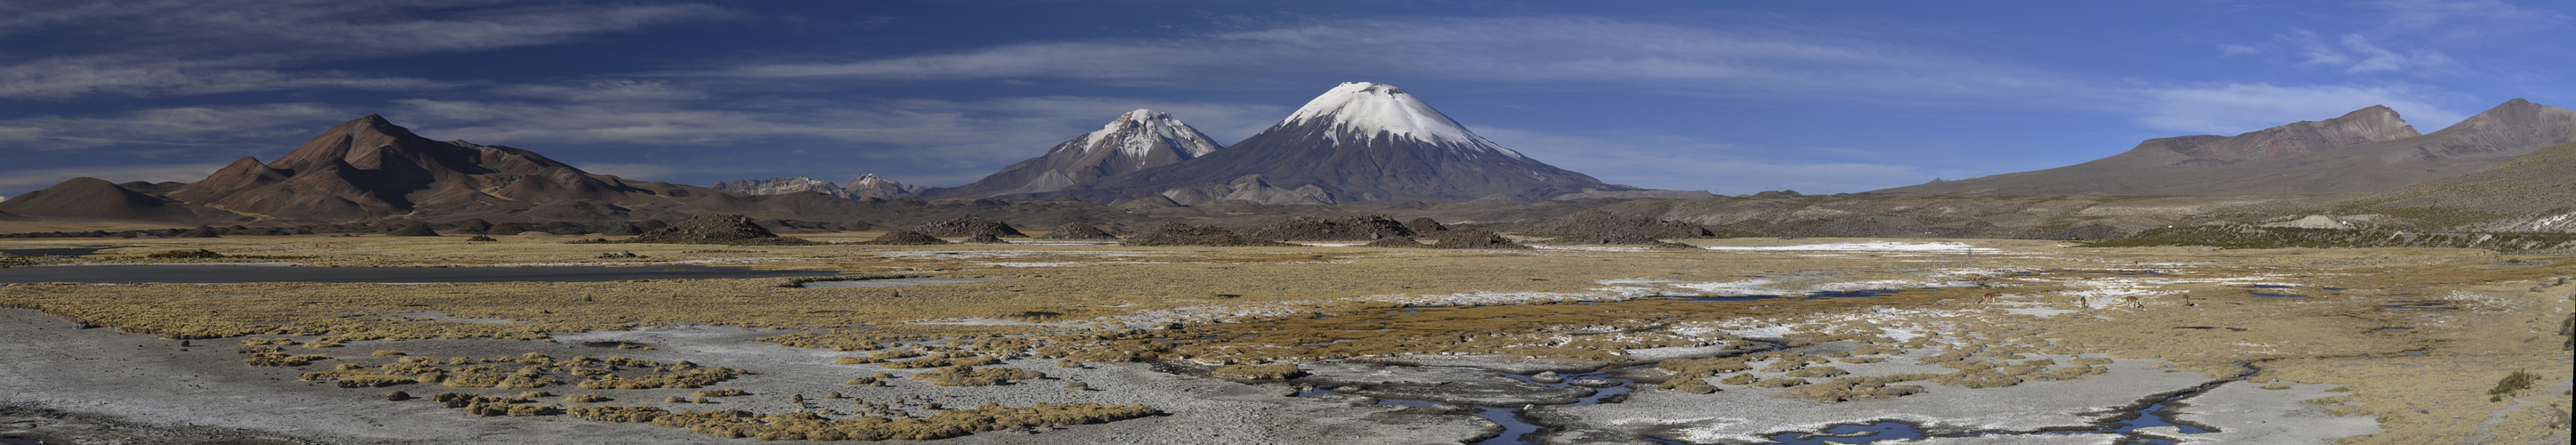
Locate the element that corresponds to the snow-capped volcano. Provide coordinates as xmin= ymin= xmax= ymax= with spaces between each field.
xmin=919 ymin=109 xmax=1224 ymax=198
xmin=1056 ymin=82 xmax=1635 ymax=205
xmin=1283 ymin=82 xmax=1522 ymax=158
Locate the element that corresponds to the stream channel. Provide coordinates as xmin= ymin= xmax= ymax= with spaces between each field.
xmin=1278 ymin=349 xmax=2243 ymax=444
xmin=1256 ymin=293 xmax=2252 ymax=445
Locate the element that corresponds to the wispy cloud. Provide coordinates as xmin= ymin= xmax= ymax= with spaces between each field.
xmin=2365 ymin=0 xmax=2568 ymax=38
xmin=2293 ymin=33 xmax=2462 ymax=75
xmin=0 ymin=1 xmax=724 ymax=100
xmin=709 ymin=17 xmax=2096 ymax=107
xmin=2136 ymin=83 xmax=2467 ymax=135
xmin=0 ymin=103 xmax=352 ymax=150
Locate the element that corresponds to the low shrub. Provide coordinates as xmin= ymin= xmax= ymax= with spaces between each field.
xmin=1211 ymin=363 xmax=1304 ymax=380
xmin=908 ymin=365 xmax=1043 ymax=386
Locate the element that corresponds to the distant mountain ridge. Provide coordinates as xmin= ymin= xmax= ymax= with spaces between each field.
xmin=1875 ymin=100 xmax=2576 ymax=196
xmin=711 ymin=177 xmax=856 ymax=198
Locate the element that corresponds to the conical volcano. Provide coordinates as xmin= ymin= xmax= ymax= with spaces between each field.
xmin=926 ymin=109 xmax=1223 ymax=198
xmin=1073 ymin=82 xmax=1631 ymax=205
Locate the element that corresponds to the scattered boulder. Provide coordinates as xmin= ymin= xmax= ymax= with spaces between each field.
xmin=630 ymin=214 xmax=813 ymax=245
xmin=1428 ymin=230 xmax=1527 ymax=249
xmin=865 ymin=231 xmax=950 ymax=246
xmin=965 ymin=233 xmax=1010 ymax=244
xmin=465 ymin=235 xmax=498 ymax=242
xmin=1122 ymin=223 xmax=1291 ymax=247
xmin=1036 ymin=222 xmax=1118 ymax=240
xmin=1243 ymin=215 xmax=1414 ymax=241
xmin=913 ymin=216 xmax=1026 ymax=238
xmin=388 ymin=223 xmax=441 ymax=237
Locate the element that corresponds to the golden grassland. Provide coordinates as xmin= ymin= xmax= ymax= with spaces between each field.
xmin=3 ymin=234 xmax=2571 ymax=442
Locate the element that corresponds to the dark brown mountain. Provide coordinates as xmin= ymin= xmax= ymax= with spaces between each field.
xmin=1875 ymin=100 xmax=2576 ymax=196
xmin=1050 ymin=82 xmax=1639 ymax=205
xmin=922 ymin=109 xmax=1223 ymax=199
xmin=162 ymin=115 xmax=713 ymax=222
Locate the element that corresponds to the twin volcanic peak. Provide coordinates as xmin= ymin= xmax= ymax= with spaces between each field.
xmin=1056 ymin=82 xmax=1636 ymax=205
xmin=921 ymin=109 xmax=1224 ymax=199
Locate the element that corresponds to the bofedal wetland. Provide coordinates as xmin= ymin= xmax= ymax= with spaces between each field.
xmin=2 ymin=232 xmax=2566 ymax=444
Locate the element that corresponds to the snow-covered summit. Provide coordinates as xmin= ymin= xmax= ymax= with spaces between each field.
xmin=1282 ymin=82 xmax=1523 ymax=158
xmin=1076 ymin=109 xmax=1222 ymax=163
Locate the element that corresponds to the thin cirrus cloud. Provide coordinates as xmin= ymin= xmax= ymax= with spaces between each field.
xmin=711 ymin=17 xmax=2095 ymax=106
xmin=0 ymin=2 xmax=725 ymax=100
xmin=2135 ymin=83 xmax=2467 ymax=135
xmin=0 ymin=102 xmax=352 ymax=150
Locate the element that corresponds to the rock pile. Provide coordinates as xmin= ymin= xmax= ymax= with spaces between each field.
xmin=1404 ymin=217 xmax=1449 ymax=235
xmin=1528 ymin=210 xmax=1712 ymax=239
xmin=1429 ymin=230 xmax=1527 ymax=249
xmin=1243 ymin=215 xmax=1414 ymax=241
xmin=631 ymin=214 xmax=811 ymax=245
xmin=865 ymin=231 xmax=950 ymax=246
xmin=1035 ymin=222 xmax=1118 ymax=240
xmin=912 ymin=216 xmax=1025 ymax=238
xmin=1121 ymin=223 xmax=1290 ymax=247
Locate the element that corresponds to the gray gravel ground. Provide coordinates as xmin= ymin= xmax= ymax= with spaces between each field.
xmin=0 ymin=309 xmax=1496 ymax=444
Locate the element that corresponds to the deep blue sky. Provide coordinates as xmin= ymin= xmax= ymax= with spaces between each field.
xmin=4 ymin=0 xmax=2569 ymax=198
